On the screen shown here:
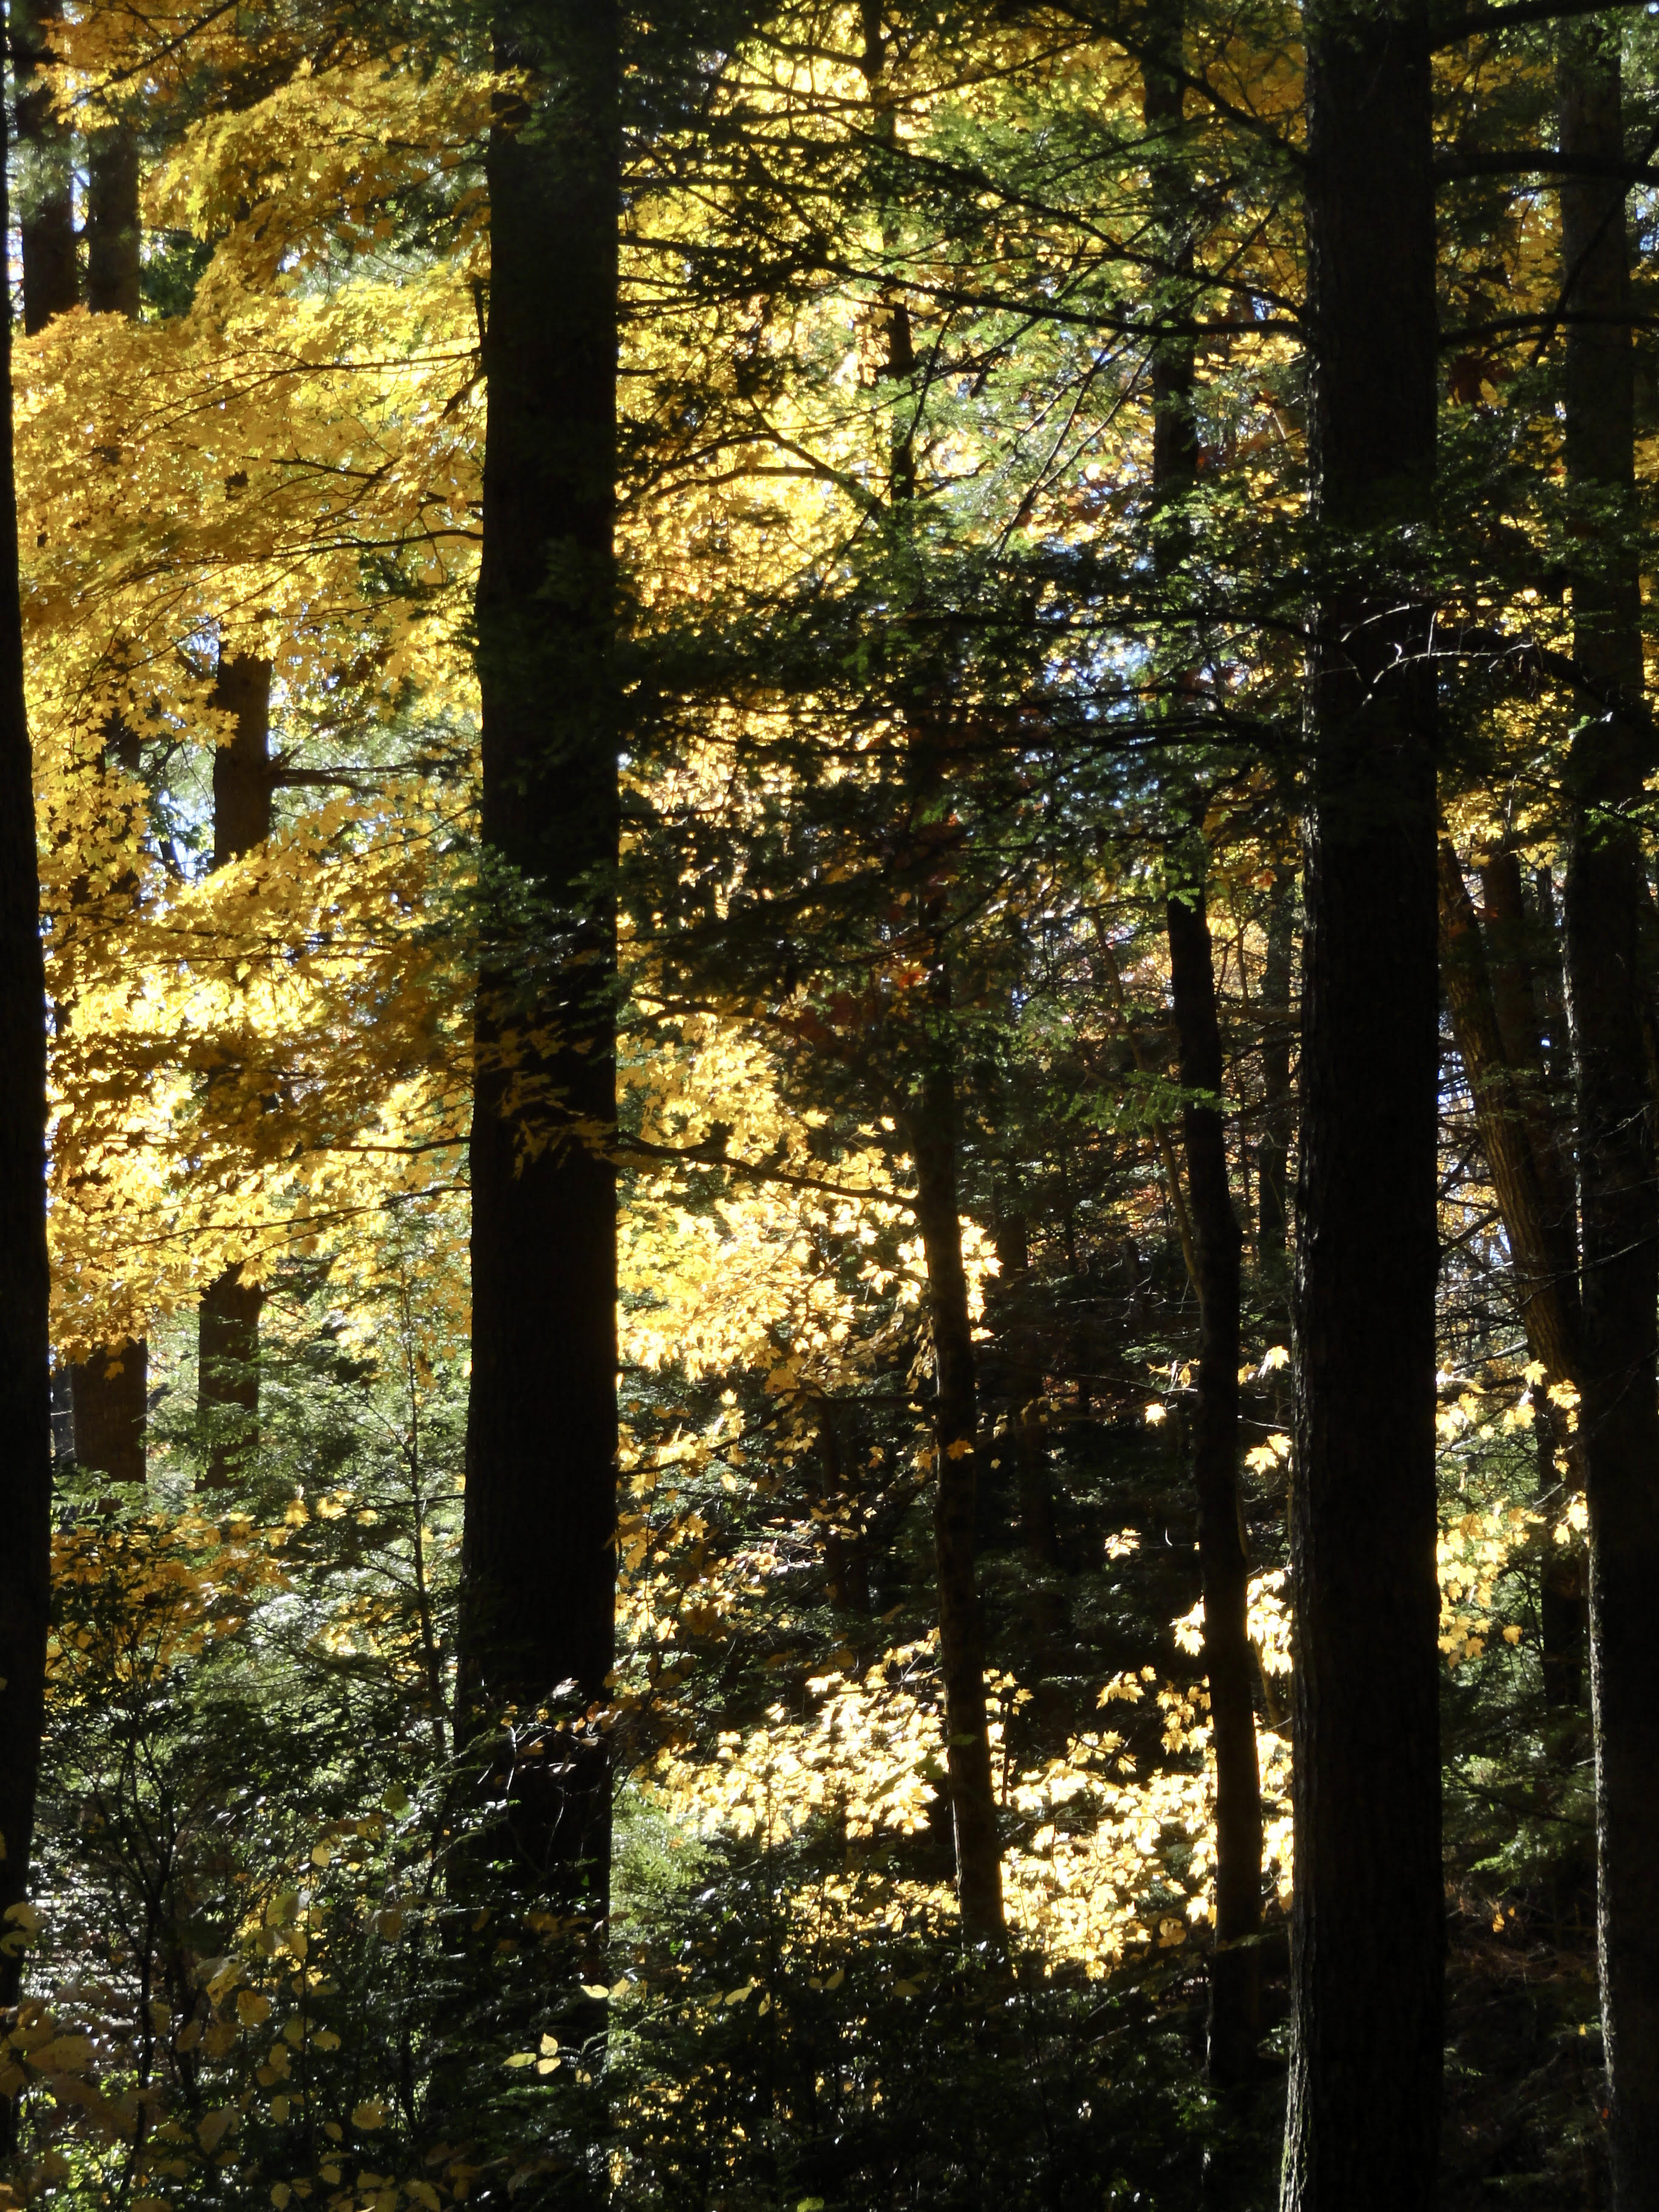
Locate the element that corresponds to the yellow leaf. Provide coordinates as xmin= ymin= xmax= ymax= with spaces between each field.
xmin=272 ymin=2188 xmax=293 ymax=2209
xmin=198 ymin=2109 xmax=234 ymax=2153
xmin=236 ymin=1991 xmax=272 ymax=2026
xmin=352 ymin=2101 xmax=386 ymax=2131
xmin=1502 ymin=1624 xmax=1523 ymax=1644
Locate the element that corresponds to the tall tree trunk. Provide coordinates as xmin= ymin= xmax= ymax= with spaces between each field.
xmin=1167 ymin=881 xmax=1262 ymax=2086
xmin=198 ymin=651 xmax=272 ymax=1488
xmin=1557 ymin=36 xmax=1659 ymax=2202
xmin=1256 ymin=870 xmax=1295 ymax=1279
xmin=14 ymin=0 xmax=78 ymax=333
xmin=908 ymin=1018 xmax=1005 ymax=1944
xmin=69 ymin=135 xmax=153 ymax=1480
xmin=457 ymin=0 xmax=621 ymax=1916
xmin=857 ymin=1 xmax=1004 ymax=1941
xmin=1141 ymin=14 xmax=1263 ymax=2085
xmin=1285 ymin=3 xmax=1444 ymax=2203
xmin=0 ymin=69 xmax=56 ymax=2155
xmin=86 ymin=126 xmax=141 ymax=319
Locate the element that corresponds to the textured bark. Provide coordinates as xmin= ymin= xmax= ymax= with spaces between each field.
xmin=1438 ymin=843 xmax=1580 ymax=1386
xmin=457 ymin=0 xmax=620 ymax=1912
xmin=86 ymin=127 xmax=142 ymax=319
xmin=198 ymin=652 xmax=273 ymax=1487
xmin=14 ymin=0 xmax=78 ymax=333
xmin=0 ymin=70 xmax=56 ymax=2153
xmin=70 ymin=1337 xmax=147 ymax=1486
xmin=909 ymin=1034 xmax=1005 ymax=1944
xmin=1167 ymin=884 xmax=1262 ymax=2086
xmin=1557 ymin=38 xmax=1659 ymax=2205
xmin=1284 ymin=4 xmax=1444 ymax=2204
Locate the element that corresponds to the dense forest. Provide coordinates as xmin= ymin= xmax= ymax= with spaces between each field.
xmin=0 ymin=0 xmax=1655 ymax=2207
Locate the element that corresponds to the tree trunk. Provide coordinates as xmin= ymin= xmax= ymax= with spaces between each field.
xmin=1167 ymin=882 xmax=1262 ymax=2086
xmin=14 ymin=0 xmax=78 ymax=333
xmin=1557 ymin=36 xmax=1659 ymax=2203
xmin=1438 ymin=842 xmax=1580 ymax=1385
xmin=198 ymin=651 xmax=273 ymax=1487
xmin=70 ymin=1336 xmax=147 ymax=1486
xmin=0 ymin=70 xmax=56 ymax=2154
xmin=1140 ymin=15 xmax=1263 ymax=2085
xmin=908 ymin=1025 xmax=1005 ymax=1945
xmin=457 ymin=0 xmax=621 ymax=1915
xmin=86 ymin=126 xmax=142 ymax=320
xmin=1256 ymin=870 xmax=1295 ymax=1279
xmin=67 ymin=133 xmax=156 ymax=1480
xmin=1284 ymin=3 xmax=1444 ymax=2204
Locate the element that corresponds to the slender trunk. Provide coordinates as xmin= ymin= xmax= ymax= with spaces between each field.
xmin=458 ymin=0 xmax=620 ymax=1917
xmin=1140 ymin=15 xmax=1263 ymax=2086
xmin=1438 ymin=842 xmax=1580 ymax=1384
xmin=857 ymin=2 xmax=1003 ymax=1940
xmin=909 ymin=1021 xmax=1005 ymax=1944
xmin=992 ymin=1213 xmax=1059 ymax=1572
xmin=14 ymin=0 xmax=78 ymax=333
xmin=0 ymin=70 xmax=56 ymax=2153
xmin=1256 ymin=870 xmax=1295 ymax=1278
xmin=86 ymin=126 xmax=142 ymax=320
xmin=819 ymin=1399 xmax=870 ymax=1617
xmin=1285 ymin=4 xmax=1443 ymax=2204
xmin=198 ymin=652 xmax=272 ymax=1487
xmin=1167 ymin=883 xmax=1262 ymax=2086
xmin=1557 ymin=37 xmax=1659 ymax=2203
xmin=1441 ymin=847 xmax=1588 ymax=1717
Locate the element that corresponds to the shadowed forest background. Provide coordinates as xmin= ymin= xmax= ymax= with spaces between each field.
xmin=0 ymin=2 xmax=1653 ymax=2208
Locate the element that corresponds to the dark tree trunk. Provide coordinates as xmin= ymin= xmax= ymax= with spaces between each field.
xmin=1141 ymin=15 xmax=1263 ymax=2086
xmin=1167 ymin=882 xmax=1262 ymax=2087
xmin=908 ymin=1028 xmax=1005 ymax=1945
xmin=86 ymin=126 xmax=142 ymax=319
xmin=14 ymin=0 xmax=78 ymax=333
xmin=0 ymin=70 xmax=56 ymax=2154
xmin=1557 ymin=36 xmax=1659 ymax=2202
xmin=1256 ymin=871 xmax=1295 ymax=1279
xmin=1441 ymin=846 xmax=1587 ymax=1711
xmin=1285 ymin=5 xmax=1444 ymax=2205
xmin=198 ymin=652 xmax=273 ymax=1487
xmin=1438 ymin=842 xmax=1580 ymax=1386
xmin=70 ymin=1337 xmax=147 ymax=1486
xmin=819 ymin=1398 xmax=871 ymax=1617
xmin=457 ymin=0 xmax=621 ymax=1916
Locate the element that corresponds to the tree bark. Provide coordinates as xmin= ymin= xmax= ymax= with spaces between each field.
xmin=1284 ymin=3 xmax=1444 ymax=2204
xmin=0 ymin=68 xmax=56 ymax=2154
xmin=1557 ymin=35 xmax=1659 ymax=2204
xmin=908 ymin=1024 xmax=1006 ymax=1945
xmin=1438 ymin=841 xmax=1580 ymax=1385
xmin=1167 ymin=882 xmax=1263 ymax=2086
xmin=1140 ymin=14 xmax=1264 ymax=2085
xmin=457 ymin=0 xmax=621 ymax=1914
xmin=1256 ymin=870 xmax=1295 ymax=1279
xmin=67 ymin=133 xmax=156 ymax=1479
xmin=70 ymin=1337 xmax=147 ymax=1486
xmin=198 ymin=651 xmax=272 ymax=1487
xmin=13 ymin=0 xmax=78 ymax=333
xmin=86 ymin=126 xmax=142 ymax=320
